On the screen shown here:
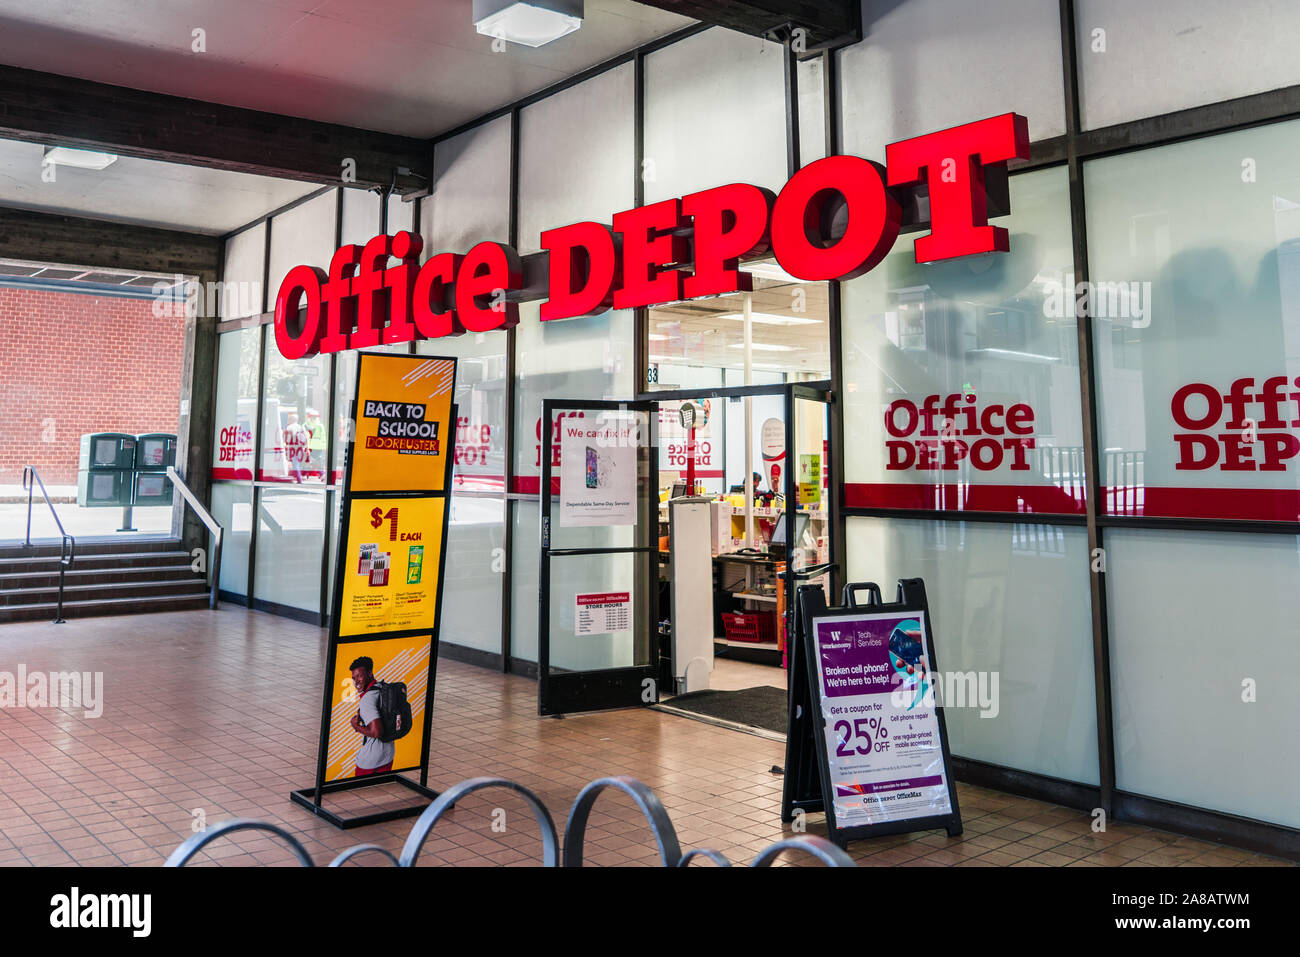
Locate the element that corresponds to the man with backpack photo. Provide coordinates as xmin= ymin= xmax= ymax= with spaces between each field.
xmin=348 ymin=656 xmax=397 ymax=777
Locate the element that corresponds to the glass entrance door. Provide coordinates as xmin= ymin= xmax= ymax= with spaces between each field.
xmin=781 ymin=385 xmax=835 ymax=649
xmin=538 ymin=399 xmax=658 ymax=715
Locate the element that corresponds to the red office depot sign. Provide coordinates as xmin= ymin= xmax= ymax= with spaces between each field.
xmin=275 ymin=113 xmax=1029 ymax=359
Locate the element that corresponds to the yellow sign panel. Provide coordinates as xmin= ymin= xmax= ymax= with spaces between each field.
xmin=350 ymin=354 xmax=455 ymax=493
xmin=339 ymin=495 xmax=445 ymax=637
xmin=325 ymin=634 xmax=432 ymax=781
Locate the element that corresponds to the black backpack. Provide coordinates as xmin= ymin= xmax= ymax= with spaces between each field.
xmin=373 ymin=680 xmax=413 ymax=743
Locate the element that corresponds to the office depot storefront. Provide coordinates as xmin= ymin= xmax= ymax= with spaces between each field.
xmin=207 ymin=6 xmax=1300 ymax=858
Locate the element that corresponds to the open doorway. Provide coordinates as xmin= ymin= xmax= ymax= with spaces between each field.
xmin=642 ymin=261 xmax=835 ymax=734
xmin=0 ymin=258 xmax=190 ymax=543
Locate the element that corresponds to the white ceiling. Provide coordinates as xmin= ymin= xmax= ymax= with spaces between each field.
xmin=0 ymin=138 xmax=321 ymax=235
xmin=0 ymin=0 xmax=695 ymax=138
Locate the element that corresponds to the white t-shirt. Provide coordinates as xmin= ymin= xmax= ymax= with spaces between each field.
xmin=356 ymin=686 xmax=396 ymax=770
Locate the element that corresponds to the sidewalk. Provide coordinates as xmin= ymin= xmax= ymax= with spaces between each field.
xmin=0 ymin=607 xmax=1288 ymax=867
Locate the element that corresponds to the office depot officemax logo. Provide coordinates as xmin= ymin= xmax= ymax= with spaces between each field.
xmin=275 ymin=113 xmax=1030 ymax=359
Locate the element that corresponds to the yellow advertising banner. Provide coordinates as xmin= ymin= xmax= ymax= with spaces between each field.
xmin=349 ymin=354 xmax=455 ymax=493
xmin=338 ymin=495 xmax=446 ymax=637
xmin=325 ymin=634 xmax=432 ymax=781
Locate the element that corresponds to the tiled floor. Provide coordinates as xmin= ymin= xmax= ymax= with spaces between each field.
xmin=0 ymin=607 xmax=1290 ymax=867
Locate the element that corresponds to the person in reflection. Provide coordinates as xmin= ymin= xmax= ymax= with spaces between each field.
xmin=348 ymin=656 xmax=395 ymax=776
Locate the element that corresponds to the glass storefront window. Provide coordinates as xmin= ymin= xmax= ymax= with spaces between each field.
xmin=847 ymin=515 xmax=1099 ymax=785
xmin=1105 ymin=527 xmax=1300 ymax=829
xmin=211 ymin=325 xmax=261 ymax=481
xmin=1075 ymin=0 xmax=1300 ymax=131
xmin=512 ymin=302 xmax=636 ymax=494
xmin=647 ymin=268 xmax=830 ymax=388
xmin=642 ymin=27 xmax=787 ymax=204
xmin=259 ymin=343 xmax=330 ymax=484
xmin=841 ymin=166 xmax=1084 ymax=515
xmin=1088 ymin=118 xmax=1300 ymax=521
xmin=415 ymin=332 xmax=509 ymax=654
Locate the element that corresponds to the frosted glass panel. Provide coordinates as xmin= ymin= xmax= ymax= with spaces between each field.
xmin=414 ymin=330 xmax=509 ymax=654
xmin=797 ymin=55 xmax=827 ymax=166
xmin=424 ymin=115 xmax=511 ymax=256
xmin=518 ymin=62 xmax=634 ymax=254
xmin=840 ymin=0 xmax=1065 ymax=159
xmin=511 ymin=499 xmax=541 ymax=663
xmin=266 ymin=191 xmax=336 ymax=304
xmin=211 ymin=326 xmax=261 ymax=481
xmin=1086 ymin=118 xmax=1300 ymax=521
xmin=210 ymin=483 xmax=252 ymax=597
xmin=643 ymin=27 xmax=787 ymax=203
xmin=253 ymin=487 xmax=325 ymax=613
xmin=340 ymin=187 xmax=378 ymax=248
xmin=1106 ymin=528 xmax=1300 ymax=828
xmin=847 ymin=517 xmax=1099 ymax=785
xmin=512 ymin=301 xmax=636 ymax=491
xmin=1077 ymin=0 xmax=1300 ymax=129
xmin=840 ymin=167 xmax=1084 ymax=515
xmin=221 ymin=222 xmax=266 ymax=319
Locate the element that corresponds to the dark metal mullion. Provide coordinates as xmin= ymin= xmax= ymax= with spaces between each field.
xmin=318 ymin=187 xmax=344 ymax=625
xmin=1074 ymin=81 xmax=1300 ymax=163
xmin=247 ymin=323 xmax=267 ymax=606
xmin=843 ymin=506 xmax=1087 ymax=526
xmin=500 ymin=107 xmax=522 ymax=673
xmin=633 ymin=48 xmax=648 ymax=400
xmin=245 ymin=218 xmax=273 ymax=605
xmin=783 ymin=37 xmax=800 ymax=180
xmin=1061 ymin=0 xmax=1117 ymax=814
xmin=549 ymin=547 xmax=653 ymax=558
xmin=824 ymin=46 xmax=847 ymax=600
xmin=638 ymin=380 xmax=831 ymax=403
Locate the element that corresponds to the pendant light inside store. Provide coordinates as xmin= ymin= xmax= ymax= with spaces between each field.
xmin=473 ymin=0 xmax=582 ymax=48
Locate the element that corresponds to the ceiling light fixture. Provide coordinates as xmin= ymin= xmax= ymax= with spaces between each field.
xmin=473 ymin=0 xmax=583 ymax=48
xmin=719 ymin=311 xmax=821 ymax=326
xmin=42 ymin=146 xmax=118 ymax=170
xmin=726 ymin=342 xmax=797 ymax=352
xmin=740 ymin=260 xmax=804 ymax=284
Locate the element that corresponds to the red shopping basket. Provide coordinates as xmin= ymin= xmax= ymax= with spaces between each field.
xmin=722 ymin=611 xmax=777 ymax=645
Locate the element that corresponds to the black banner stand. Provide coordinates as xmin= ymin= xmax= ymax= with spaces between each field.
xmin=290 ymin=355 xmax=458 ymax=830
xmin=782 ymin=578 xmax=962 ymax=849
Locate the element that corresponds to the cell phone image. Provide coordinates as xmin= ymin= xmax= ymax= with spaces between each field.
xmin=585 ymin=446 xmax=598 ymax=489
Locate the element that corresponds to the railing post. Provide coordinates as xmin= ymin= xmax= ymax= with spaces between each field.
xmin=24 ymin=466 xmax=33 ymax=548
xmin=210 ymin=529 xmax=223 ymax=610
xmin=54 ymin=563 xmax=66 ymax=624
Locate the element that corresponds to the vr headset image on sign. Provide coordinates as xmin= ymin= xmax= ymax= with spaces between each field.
xmin=274 ymin=113 xmax=1030 ymax=360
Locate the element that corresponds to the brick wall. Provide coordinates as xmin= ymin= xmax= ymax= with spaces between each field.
xmin=0 ymin=286 xmax=185 ymax=488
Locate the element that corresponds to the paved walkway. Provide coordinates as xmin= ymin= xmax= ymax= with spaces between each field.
xmin=0 ymin=608 xmax=1288 ymax=867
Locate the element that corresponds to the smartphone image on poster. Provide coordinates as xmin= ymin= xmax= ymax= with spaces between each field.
xmin=585 ymin=446 xmax=599 ymax=489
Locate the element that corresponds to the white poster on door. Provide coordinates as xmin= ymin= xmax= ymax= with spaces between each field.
xmin=558 ymin=416 xmax=638 ymax=527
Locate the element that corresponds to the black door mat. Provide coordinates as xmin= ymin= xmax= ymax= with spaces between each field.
xmin=661 ymin=685 xmax=788 ymax=734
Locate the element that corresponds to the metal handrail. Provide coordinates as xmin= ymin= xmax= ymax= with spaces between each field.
xmin=22 ymin=466 xmax=74 ymax=624
xmin=166 ymin=466 xmax=222 ymax=610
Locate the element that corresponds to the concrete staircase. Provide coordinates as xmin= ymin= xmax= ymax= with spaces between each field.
xmin=0 ymin=540 xmax=210 ymax=623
